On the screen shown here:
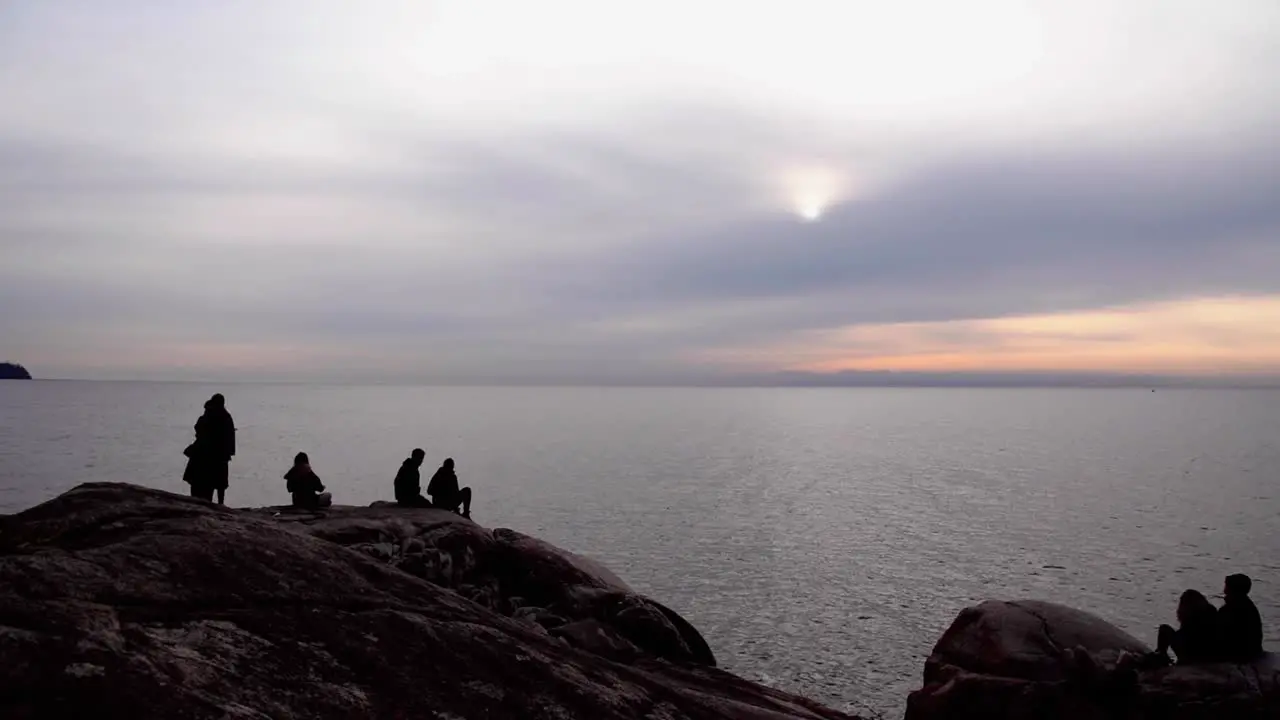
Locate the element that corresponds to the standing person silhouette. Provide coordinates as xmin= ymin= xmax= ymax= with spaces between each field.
xmin=183 ymin=393 xmax=236 ymax=504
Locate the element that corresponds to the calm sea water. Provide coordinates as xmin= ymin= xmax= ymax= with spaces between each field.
xmin=2 ymin=382 xmax=1277 ymax=716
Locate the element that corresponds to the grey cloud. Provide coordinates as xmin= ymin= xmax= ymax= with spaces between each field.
xmin=5 ymin=126 xmax=1280 ymax=381
xmin=536 ymin=142 xmax=1280 ymax=326
xmin=2 ymin=0 xmax=1279 ymax=382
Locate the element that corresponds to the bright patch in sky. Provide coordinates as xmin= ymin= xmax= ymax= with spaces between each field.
xmin=783 ymin=166 xmax=847 ymax=223
xmin=795 ymin=201 xmax=826 ymax=222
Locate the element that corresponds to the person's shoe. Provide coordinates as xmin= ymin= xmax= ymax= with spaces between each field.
xmin=1135 ymin=651 xmax=1171 ymax=671
xmin=462 ymin=510 xmax=471 ymax=519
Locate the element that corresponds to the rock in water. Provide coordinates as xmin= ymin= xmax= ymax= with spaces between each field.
xmin=0 ymin=361 xmax=32 ymax=379
xmin=906 ymin=599 xmax=1280 ymax=720
xmin=921 ymin=600 xmax=1149 ymax=683
xmin=0 ymin=483 xmax=858 ymax=719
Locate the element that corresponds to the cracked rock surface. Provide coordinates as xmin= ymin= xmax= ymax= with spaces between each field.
xmin=906 ymin=599 xmax=1279 ymax=720
xmin=0 ymin=483 xmax=858 ymax=720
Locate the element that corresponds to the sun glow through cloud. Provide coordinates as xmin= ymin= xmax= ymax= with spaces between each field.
xmin=783 ymin=166 xmax=848 ymax=222
xmin=795 ymin=199 xmax=826 ymax=222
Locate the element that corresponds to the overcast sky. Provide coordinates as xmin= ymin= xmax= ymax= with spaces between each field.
xmin=3 ymin=1 xmax=1279 ymax=383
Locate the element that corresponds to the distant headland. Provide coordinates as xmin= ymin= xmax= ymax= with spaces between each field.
xmin=0 ymin=363 xmax=32 ymax=380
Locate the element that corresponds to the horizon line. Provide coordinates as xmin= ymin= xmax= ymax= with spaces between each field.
xmin=13 ymin=375 xmax=1280 ymax=390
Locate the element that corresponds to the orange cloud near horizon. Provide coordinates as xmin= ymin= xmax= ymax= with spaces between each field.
xmin=701 ymin=295 xmax=1280 ymax=376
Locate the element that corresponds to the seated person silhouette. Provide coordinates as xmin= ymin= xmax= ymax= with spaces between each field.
xmin=284 ymin=452 xmax=332 ymax=510
xmin=394 ymin=448 xmax=432 ymax=507
xmin=428 ymin=457 xmax=471 ymax=518
xmin=1155 ymin=589 xmax=1220 ymax=665
xmin=1219 ymin=573 xmax=1264 ymax=662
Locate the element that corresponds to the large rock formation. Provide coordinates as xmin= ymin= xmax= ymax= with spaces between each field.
xmin=0 ymin=483 xmax=857 ymax=719
xmin=906 ymin=599 xmax=1280 ymax=720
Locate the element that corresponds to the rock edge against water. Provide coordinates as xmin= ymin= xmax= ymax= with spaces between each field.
xmin=0 ymin=483 xmax=858 ymax=719
xmin=906 ymin=599 xmax=1279 ymax=720
xmin=3 ymin=483 xmax=1273 ymax=719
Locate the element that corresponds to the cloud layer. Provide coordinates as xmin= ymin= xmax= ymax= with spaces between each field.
xmin=3 ymin=1 xmax=1279 ymax=382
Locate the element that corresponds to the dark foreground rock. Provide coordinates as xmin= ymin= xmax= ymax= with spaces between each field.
xmin=0 ymin=483 xmax=857 ymax=720
xmin=906 ymin=599 xmax=1280 ymax=720
xmin=252 ymin=499 xmax=716 ymax=666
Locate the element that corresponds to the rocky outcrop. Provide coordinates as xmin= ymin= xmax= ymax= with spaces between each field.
xmin=0 ymin=483 xmax=857 ymax=719
xmin=919 ymin=600 xmax=1150 ymax=684
xmin=0 ymin=361 xmax=31 ymax=379
xmin=255 ymin=501 xmax=716 ymax=666
xmin=906 ymin=599 xmax=1280 ymax=720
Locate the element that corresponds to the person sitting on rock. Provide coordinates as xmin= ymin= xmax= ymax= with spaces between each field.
xmin=428 ymin=458 xmax=471 ymax=518
xmin=1218 ymin=573 xmax=1264 ymax=662
xmin=394 ymin=448 xmax=432 ymax=507
xmin=1155 ymin=589 xmax=1220 ymax=665
xmin=284 ymin=452 xmax=332 ymax=510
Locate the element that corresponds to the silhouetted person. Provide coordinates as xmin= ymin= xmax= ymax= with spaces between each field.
xmin=1219 ymin=573 xmax=1264 ymax=662
xmin=394 ymin=448 xmax=432 ymax=507
xmin=1156 ymin=589 xmax=1220 ymax=665
xmin=182 ymin=393 xmax=236 ymax=504
xmin=285 ymin=452 xmax=332 ymax=510
xmin=428 ymin=457 xmax=471 ymax=518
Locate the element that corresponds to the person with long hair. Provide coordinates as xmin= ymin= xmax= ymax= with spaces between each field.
xmin=1155 ymin=589 xmax=1220 ymax=664
xmin=284 ymin=451 xmax=332 ymax=510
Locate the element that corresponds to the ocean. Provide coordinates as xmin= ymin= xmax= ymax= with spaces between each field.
xmin=2 ymin=381 xmax=1277 ymax=716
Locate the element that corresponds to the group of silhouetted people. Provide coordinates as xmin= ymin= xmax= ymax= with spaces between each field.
xmin=1147 ymin=573 xmax=1264 ymax=666
xmin=394 ymin=448 xmax=472 ymax=517
xmin=180 ymin=394 xmax=474 ymax=517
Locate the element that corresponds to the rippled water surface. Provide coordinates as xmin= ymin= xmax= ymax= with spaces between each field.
xmin=2 ymin=382 xmax=1278 ymax=716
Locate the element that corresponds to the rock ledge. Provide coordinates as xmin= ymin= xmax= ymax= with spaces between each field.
xmin=0 ymin=483 xmax=857 ymax=719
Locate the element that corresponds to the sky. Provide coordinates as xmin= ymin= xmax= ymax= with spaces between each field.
xmin=2 ymin=1 xmax=1279 ymax=384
